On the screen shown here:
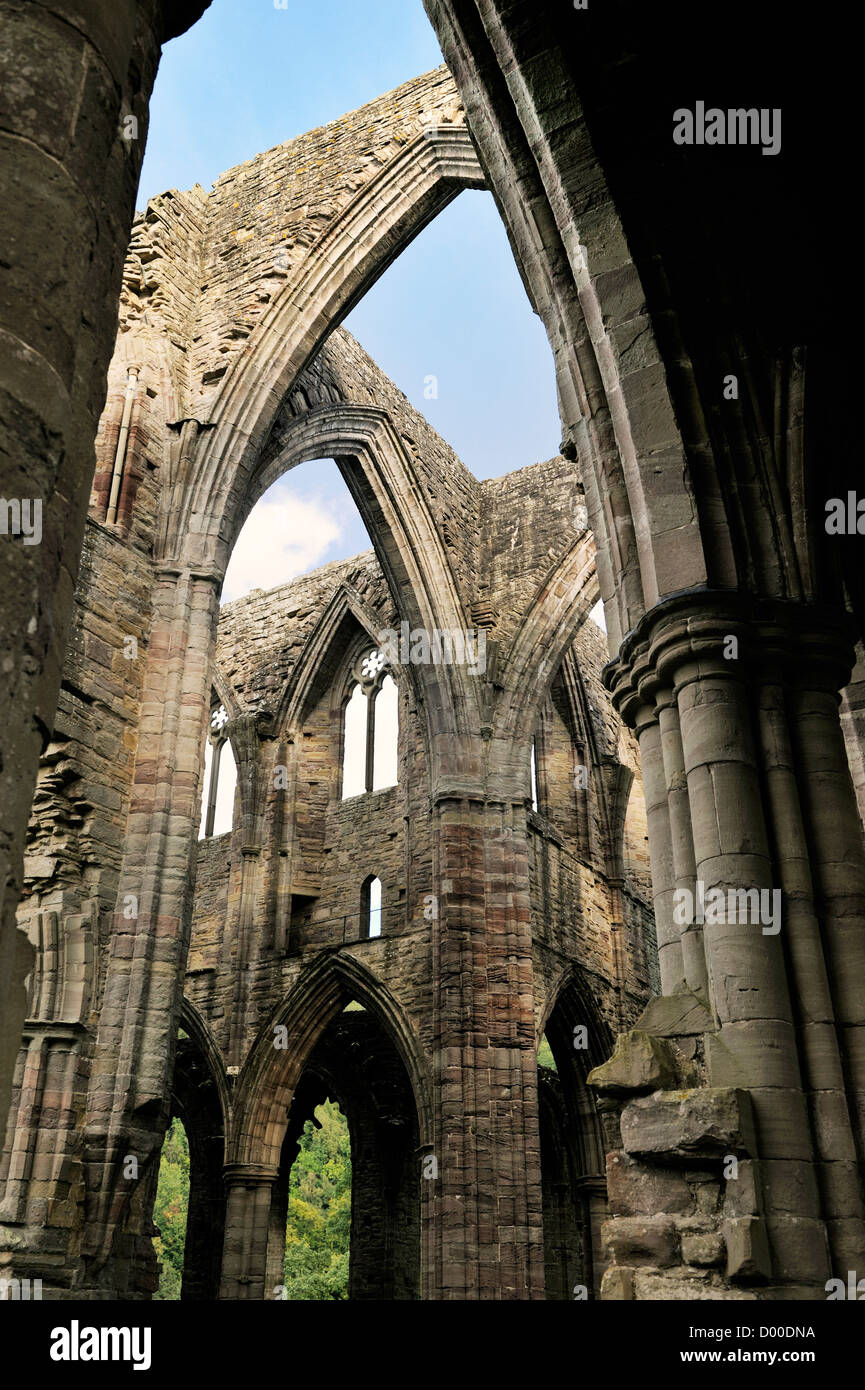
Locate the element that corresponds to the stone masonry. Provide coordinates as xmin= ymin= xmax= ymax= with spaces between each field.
xmin=0 ymin=0 xmax=862 ymax=1302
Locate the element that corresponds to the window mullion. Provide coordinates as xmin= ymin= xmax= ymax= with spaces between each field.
xmin=365 ymin=688 xmax=376 ymax=793
xmin=204 ymin=737 xmax=224 ymax=838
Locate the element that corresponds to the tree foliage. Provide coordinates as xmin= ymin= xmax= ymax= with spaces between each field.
xmin=282 ymin=1099 xmax=351 ymax=1300
xmin=150 ymin=1100 xmax=352 ymax=1302
xmin=153 ymin=1116 xmax=190 ymax=1300
xmin=538 ymin=1034 xmax=557 ymax=1071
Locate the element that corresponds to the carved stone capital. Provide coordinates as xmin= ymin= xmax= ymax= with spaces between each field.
xmin=604 ymin=589 xmax=856 ymax=728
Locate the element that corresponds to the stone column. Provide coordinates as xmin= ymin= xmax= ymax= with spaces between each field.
xmin=667 ymin=612 xmax=825 ymax=1284
xmin=574 ymin=1173 xmax=609 ymax=1298
xmin=604 ymin=592 xmax=865 ymax=1292
xmin=656 ymin=690 xmax=706 ymax=997
xmin=840 ymin=645 xmax=865 ymax=827
xmin=81 ymin=563 xmax=220 ymax=1294
xmin=223 ymin=713 xmax=267 ymax=1068
xmin=219 ymin=1166 xmax=277 ymax=1300
xmin=0 ymin=894 xmax=101 ymax=1294
xmin=0 ymin=0 xmax=209 ymax=1149
xmin=791 ymin=674 xmax=865 ymax=1161
xmin=264 ymin=1166 xmax=290 ymax=1299
xmin=428 ymin=794 xmax=544 ymax=1299
xmin=756 ymin=640 xmax=865 ymax=1273
xmin=630 ymin=705 xmax=681 ymax=993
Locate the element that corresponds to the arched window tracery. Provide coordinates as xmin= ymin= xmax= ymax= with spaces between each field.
xmin=199 ymin=699 xmax=237 ymax=838
xmin=341 ymin=648 xmax=398 ymax=799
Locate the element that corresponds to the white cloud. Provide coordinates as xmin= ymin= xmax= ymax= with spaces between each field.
xmin=222 ymin=494 xmax=342 ymax=603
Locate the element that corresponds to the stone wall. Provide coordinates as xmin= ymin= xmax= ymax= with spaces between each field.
xmin=2 ymin=53 xmax=654 ymax=1301
xmin=0 ymin=0 xmax=210 ymax=1161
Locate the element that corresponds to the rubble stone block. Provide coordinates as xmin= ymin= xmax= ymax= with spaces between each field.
xmin=606 ymin=1150 xmax=694 ymax=1216
xmin=681 ymin=1230 xmax=725 ymax=1267
xmin=587 ymin=1030 xmax=678 ymax=1095
xmin=723 ymin=1216 xmax=772 ymax=1281
xmin=601 ymin=1266 xmax=634 ymax=1300
xmin=602 ymin=1216 xmax=679 ymax=1268
xmin=621 ymin=1087 xmax=757 ymax=1162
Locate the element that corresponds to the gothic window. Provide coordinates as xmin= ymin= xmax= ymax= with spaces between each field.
xmin=199 ymin=700 xmax=237 ymax=838
xmin=372 ymin=674 xmax=398 ymax=790
xmin=530 ymin=737 xmax=540 ymax=813
xmin=341 ymin=648 xmax=398 ymax=799
xmin=361 ymin=875 xmax=383 ymax=939
xmin=342 ymin=684 xmax=367 ymax=799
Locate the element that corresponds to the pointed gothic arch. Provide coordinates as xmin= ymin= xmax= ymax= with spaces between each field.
xmin=229 ymin=951 xmax=432 ymax=1172
xmin=160 ymin=126 xmax=484 ymax=571
xmin=169 ymin=998 xmax=230 ymax=1300
xmin=488 ymin=531 xmax=599 ymax=803
xmin=214 ymin=402 xmax=482 ymax=778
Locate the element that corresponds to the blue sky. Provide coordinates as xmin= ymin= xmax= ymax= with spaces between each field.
xmin=140 ymin=0 xmax=562 ymax=601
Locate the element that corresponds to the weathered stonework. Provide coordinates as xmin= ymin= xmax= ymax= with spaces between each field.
xmin=1 ymin=0 xmax=862 ymax=1303
xmin=0 ymin=65 xmax=658 ymax=1296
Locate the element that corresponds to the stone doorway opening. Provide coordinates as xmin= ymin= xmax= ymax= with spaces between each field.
xmin=270 ymin=1001 xmax=421 ymax=1300
xmin=538 ymin=989 xmax=610 ymax=1300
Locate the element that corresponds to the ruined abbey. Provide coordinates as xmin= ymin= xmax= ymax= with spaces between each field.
xmin=0 ymin=0 xmax=862 ymax=1305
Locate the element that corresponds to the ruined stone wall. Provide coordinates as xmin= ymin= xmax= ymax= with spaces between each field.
xmin=1 ymin=0 xmax=861 ymax=1306
xmin=259 ymin=330 xmax=482 ymax=614
xmin=188 ymin=541 xmax=655 ymax=1147
xmin=0 ymin=513 xmax=155 ymax=1290
xmin=0 ymin=0 xmax=210 ymax=1159
xmin=190 ymin=67 xmax=465 ymax=408
xmin=1 ymin=61 xmax=657 ymax=1300
xmin=478 ymin=455 xmax=585 ymax=651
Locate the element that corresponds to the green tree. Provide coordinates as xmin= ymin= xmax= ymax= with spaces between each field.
xmin=282 ymin=1099 xmax=351 ymax=1300
xmin=538 ymin=1033 xmax=557 ymax=1071
xmin=152 ymin=1116 xmax=190 ymax=1300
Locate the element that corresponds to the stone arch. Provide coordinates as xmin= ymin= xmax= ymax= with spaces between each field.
xmin=161 ymin=126 xmax=484 ymax=569
xmin=198 ymin=678 xmax=240 ymax=841
xmin=360 ymin=874 xmax=383 ymax=938
xmin=536 ymin=966 xmax=613 ymax=1298
xmin=423 ymin=2 xmax=716 ymax=651
xmin=229 ymin=952 xmax=431 ymax=1171
xmin=492 ymin=532 xmax=599 ymax=764
xmin=221 ymin=402 xmax=482 ymax=769
xmin=169 ymin=998 xmax=230 ymax=1300
xmin=538 ymin=963 xmax=614 ymax=1086
xmin=178 ymin=996 xmax=231 ymax=1138
xmin=267 ymin=996 xmax=422 ymax=1300
xmin=264 ymin=600 xmax=407 ymax=815
xmin=210 ymin=661 xmax=244 ymax=728
xmin=274 ymin=581 xmax=394 ymax=738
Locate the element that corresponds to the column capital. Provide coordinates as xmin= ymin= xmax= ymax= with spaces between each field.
xmin=223 ymin=1162 xmax=279 ymax=1188
xmin=225 ymin=709 xmax=273 ymax=760
xmin=604 ymin=590 xmax=857 ymax=725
